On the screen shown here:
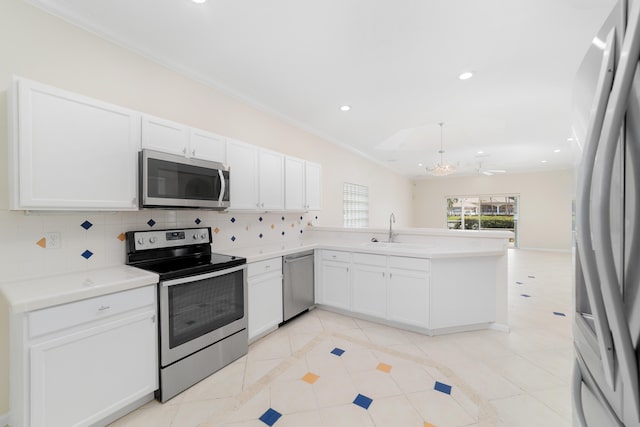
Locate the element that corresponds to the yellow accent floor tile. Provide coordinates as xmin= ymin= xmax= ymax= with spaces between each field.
xmin=302 ymin=372 xmax=320 ymax=384
xmin=376 ymin=362 xmax=392 ymax=373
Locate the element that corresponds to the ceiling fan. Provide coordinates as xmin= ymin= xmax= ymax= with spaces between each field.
xmin=477 ymin=163 xmax=506 ymax=176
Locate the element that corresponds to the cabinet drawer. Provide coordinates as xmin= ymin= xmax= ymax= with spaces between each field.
xmin=321 ymin=250 xmax=352 ymax=263
xmin=389 ymin=256 xmax=430 ymax=272
xmin=29 ymin=285 xmax=156 ymax=338
xmin=353 ymin=252 xmax=386 ymax=266
xmin=248 ymin=257 xmax=282 ymax=278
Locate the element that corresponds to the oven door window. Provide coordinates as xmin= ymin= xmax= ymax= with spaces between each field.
xmin=168 ymin=269 xmax=244 ymax=348
xmin=148 ymin=158 xmax=223 ymax=201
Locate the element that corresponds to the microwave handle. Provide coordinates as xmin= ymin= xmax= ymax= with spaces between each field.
xmin=218 ymin=169 xmax=226 ymax=203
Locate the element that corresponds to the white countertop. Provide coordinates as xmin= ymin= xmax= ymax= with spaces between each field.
xmin=0 ymin=265 xmax=159 ymax=313
xmin=220 ymin=240 xmax=506 ymax=263
xmin=0 ymin=239 xmax=505 ymax=313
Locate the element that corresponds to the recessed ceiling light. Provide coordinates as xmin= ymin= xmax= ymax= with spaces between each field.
xmin=340 ymin=105 xmax=351 ymax=112
xmin=553 ymin=149 xmax=561 ymax=153
xmin=541 ymin=160 xmax=548 ymax=163
xmin=418 ymin=163 xmax=423 ymax=167
xmin=459 ymin=72 xmax=473 ymax=80
xmin=192 ymin=0 xmax=206 ymax=3
xmin=567 ymin=137 xmax=575 ymax=142
xmin=477 ymin=150 xmax=484 ymax=155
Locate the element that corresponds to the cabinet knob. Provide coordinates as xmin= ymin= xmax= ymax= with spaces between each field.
xmin=192 ymin=149 xmax=196 ymax=156
xmin=182 ymin=147 xmax=187 ymax=155
xmin=98 ymin=305 xmax=111 ymax=311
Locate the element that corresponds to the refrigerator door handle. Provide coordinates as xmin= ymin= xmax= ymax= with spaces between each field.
xmin=591 ymin=0 xmax=640 ymax=419
xmin=575 ymin=352 xmax=625 ymax=427
xmin=572 ymin=360 xmax=588 ymax=427
xmin=576 ymin=27 xmax=617 ymax=389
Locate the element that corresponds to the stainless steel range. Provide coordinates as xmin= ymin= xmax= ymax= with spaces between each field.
xmin=126 ymin=227 xmax=247 ymax=402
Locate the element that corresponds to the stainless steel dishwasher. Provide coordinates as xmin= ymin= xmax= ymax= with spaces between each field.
xmin=283 ymin=250 xmax=315 ymax=321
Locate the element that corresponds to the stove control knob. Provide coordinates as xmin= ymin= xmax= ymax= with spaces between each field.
xmin=137 ymin=237 xmax=145 ymax=245
xmin=149 ymin=237 xmax=157 ymax=244
xmin=200 ymin=233 xmax=207 ymax=240
xmin=192 ymin=233 xmax=199 ymax=240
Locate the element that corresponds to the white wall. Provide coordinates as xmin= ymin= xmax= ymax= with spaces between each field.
xmin=0 ymin=0 xmax=413 ymax=415
xmin=412 ymin=169 xmax=574 ymax=251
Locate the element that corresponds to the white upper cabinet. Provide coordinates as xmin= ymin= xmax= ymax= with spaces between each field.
xmin=141 ymin=115 xmax=226 ymax=163
xmin=189 ymin=128 xmax=226 ymax=163
xmin=141 ymin=115 xmax=189 ymax=157
xmin=305 ymin=161 xmax=322 ymax=211
xmin=226 ymin=139 xmax=259 ymax=210
xmin=258 ymin=149 xmax=285 ymax=210
xmin=285 ymin=156 xmax=305 ymax=211
xmin=226 ymin=142 xmax=287 ymax=211
xmin=9 ymin=77 xmax=140 ymax=211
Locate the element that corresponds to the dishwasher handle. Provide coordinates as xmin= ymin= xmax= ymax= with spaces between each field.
xmin=284 ymin=252 xmax=314 ymax=263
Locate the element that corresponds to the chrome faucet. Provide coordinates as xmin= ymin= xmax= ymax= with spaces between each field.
xmin=388 ymin=213 xmax=396 ymax=242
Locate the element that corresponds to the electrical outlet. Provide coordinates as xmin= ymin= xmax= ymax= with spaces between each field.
xmin=44 ymin=232 xmax=61 ymax=249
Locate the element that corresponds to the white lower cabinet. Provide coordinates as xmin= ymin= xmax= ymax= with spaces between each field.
xmin=11 ymin=286 xmax=158 ymax=427
xmin=316 ymin=250 xmax=352 ymax=310
xmin=317 ymin=251 xmax=430 ymax=329
xmin=387 ymin=266 xmax=429 ymax=328
xmin=248 ymin=257 xmax=283 ymax=342
xmin=351 ymin=255 xmax=387 ymax=318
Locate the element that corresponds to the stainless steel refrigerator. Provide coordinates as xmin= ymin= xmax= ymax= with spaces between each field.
xmin=573 ymin=0 xmax=640 ymax=425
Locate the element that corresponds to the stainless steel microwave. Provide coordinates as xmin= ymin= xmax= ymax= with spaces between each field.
xmin=139 ymin=149 xmax=230 ymax=209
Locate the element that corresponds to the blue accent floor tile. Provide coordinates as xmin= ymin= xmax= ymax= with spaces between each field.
xmin=81 ymin=250 xmax=94 ymax=259
xmin=259 ymin=408 xmax=282 ymax=426
xmin=434 ymin=381 xmax=452 ymax=395
xmin=553 ymin=311 xmax=566 ymax=317
xmin=353 ymin=393 xmax=373 ymax=409
xmin=147 ymin=219 xmax=156 ymax=227
xmin=230 ymin=217 xmax=236 ymax=223
xmin=195 ymin=218 xmax=201 ymax=224
xmin=231 ymin=236 xmax=236 ymax=242
xmin=80 ymin=220 xmax=93 ymax=230
xmin=330 ymin=347 xmax=345 ymax=356
xmin=521 ymin=294 xmax=531 ymax=298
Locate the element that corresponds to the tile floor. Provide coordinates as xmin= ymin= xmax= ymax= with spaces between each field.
xmin=109 ymin=249 xmax=573 ymax=427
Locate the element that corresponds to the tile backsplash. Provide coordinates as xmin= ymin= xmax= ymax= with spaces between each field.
xmin=0 ymin=210 xmax=319 ymax=281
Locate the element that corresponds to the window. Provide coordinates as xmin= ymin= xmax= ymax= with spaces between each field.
xmin=343 ymin=182 xmax=369 ymax=228
xmin=446 ymin=194 xmax=519 ymax=247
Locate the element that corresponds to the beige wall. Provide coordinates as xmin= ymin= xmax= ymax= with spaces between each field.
xmin=0 ymin=0 xmax=413 ymax=416
xmin=412 ymin=169 xmax=575 ymax=251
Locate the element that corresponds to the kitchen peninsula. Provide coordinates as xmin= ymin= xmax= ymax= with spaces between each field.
xmin=223 ymin=226 xmax=512 ymax=335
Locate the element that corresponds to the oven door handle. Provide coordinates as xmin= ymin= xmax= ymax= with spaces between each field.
xmin=161 ymin=264 xmax=247 ymax=287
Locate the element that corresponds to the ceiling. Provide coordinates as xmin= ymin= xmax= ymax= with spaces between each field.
xmin=26 ymin=0 xmax=616 ymax=178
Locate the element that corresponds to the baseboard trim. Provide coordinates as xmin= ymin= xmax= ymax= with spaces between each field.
xmin=0 ymin=411 xmax=10 ymax=427
xmin=489 ymin=323 xmax=510 ymax=333
xmin=516 ymin=247 xmax=572 ymax=254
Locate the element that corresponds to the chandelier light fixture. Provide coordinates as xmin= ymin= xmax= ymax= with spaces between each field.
xmin=427 ymin=122 xmax=456 ymax=176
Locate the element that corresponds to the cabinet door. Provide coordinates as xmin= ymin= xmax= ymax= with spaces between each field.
xmin=319 ymin=260 xmax=351 ymax=310
xmin=248 ymin=272 xmax=283 ymax=341
xmin=305 ymin=162 xmax=322 ymax=211
xmin=351 ymin=264 xmax=387 ymax=318
xmin=141 ymin=114 xmax=189 ymax=156
xmin=11 ymin=78 xmax=140 ymax=210
xmin=285 ymin=156 xmax=305 ymax=211
xmin=226 ymin=139 xmax=259 ymax=209
xmin=189 ymin=128 xmax=226 ymax=163
xmin=388 ymin=268 xmax=429 ymax=328
xmin=29 ymin=311 xmax=158 ymax=427
xmin=259 ymin=149 xmax=285 ymax=210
